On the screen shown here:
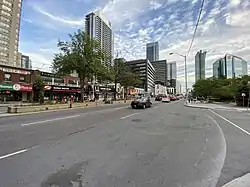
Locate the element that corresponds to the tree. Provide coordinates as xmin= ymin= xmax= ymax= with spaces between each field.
xmin=118 ymin=67 xmax=141 ymax=100
xmin=33 ymin=75 xmax=45 ymax=104
xmin=112 ymin=58 xmax=126 ymax=100
xmin=193 ymin=79 xmax=213 ymax=99
xmin=52 ymin=29 xmax=111 ymax=101
xmin=235 ymin=75 xmax=250 ymax=106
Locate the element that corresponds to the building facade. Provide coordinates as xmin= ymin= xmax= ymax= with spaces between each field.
xmin=175 ymin=80 xmax=181 ymax=94
xmin=126 ymin=59 xmax=155 ymax=94
xmin=195 ymin=50 xmax=206 ymax=82
xmin=85 ymin=10 xmax=113 ymax=66
xmin=146 ymin=42 xmax=159 ymax=62
xmin=0 ymin=64 xmax=32 ymax=101
xmin=151 ymin=60 xmax=167 ymax=86
xmin=0 ymin=0 xmax=22 ymax=66
xmin=21 ymin=54 xmax=32 ymax=69
xmin=154 ymin=84 xmax=167 ymax=96
xmin=167 ymin=61 xmax=177 ymax=89
xmin=213 ymin=54 xmax=248 ymax=79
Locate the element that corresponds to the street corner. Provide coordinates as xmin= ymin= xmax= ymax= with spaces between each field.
xmin=222 ymin=173 xmax=250 ymax=187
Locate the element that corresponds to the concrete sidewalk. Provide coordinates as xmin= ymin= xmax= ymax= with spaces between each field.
xmin=184 ymin=102 xmax=250 ymax=112
xmin=222 ymin=173 xmax=250 ymax=187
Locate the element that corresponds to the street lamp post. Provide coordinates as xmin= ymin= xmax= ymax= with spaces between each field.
xmin=169 ymin=52 xmax=188 ymax=98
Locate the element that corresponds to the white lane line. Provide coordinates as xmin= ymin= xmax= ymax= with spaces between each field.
xmin=120 ymin=113 xmax=138 ymax=119
xmin=209 ymin=109 xmax=250 ymax=136
xmin=21 ymin=115 xmax=80 ymax=126
xmin=153 ymin=106 xmax=158 ymax=109
xmin=0 ymin=149 xmax=28 ymax=160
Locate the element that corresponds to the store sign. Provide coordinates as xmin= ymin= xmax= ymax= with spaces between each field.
xmin=53 ymin=86 xmax=70 ymax=90
xmin=0 ymin=84 xmax=14 ymax=91
xmin=0 ymin=67 xmax=30 ymax=75
xmin=20 ymin=84 xmax=32 ymax=92
xmin=51 ymin=86 xmax=81 ymax=93
xmin=44 ymin=85 xmax=52 ymax=90
xmin=0 ymin=84 xmax=32 ymax=91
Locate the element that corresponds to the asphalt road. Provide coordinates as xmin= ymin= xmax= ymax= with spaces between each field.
xmin=209 ymin=109 xmax=250 ymax=186
xmin=0 ymin=101 xmax=236 ymax=187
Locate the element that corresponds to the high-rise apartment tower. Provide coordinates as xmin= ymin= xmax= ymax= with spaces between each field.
xmin=0 ymin=0 xmax=22 ymax=67
xmin=85 ymin=10 xmax=113 ymax=66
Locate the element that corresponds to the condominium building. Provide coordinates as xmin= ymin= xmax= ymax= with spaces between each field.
xmin=195 ymin=50 xmax=206 ymax=82
xmin=213 ymin=54 xmax=248 ymax=78
xmin=146 ymin=42 xmax=159 ymax=62
xmin=0 ymin=0 xmax=22 ymax=67
xmin=85 ymin=10 xmax=113 ymax=66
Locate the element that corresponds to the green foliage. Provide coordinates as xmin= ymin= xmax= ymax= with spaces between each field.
xmin=192 ymin=75 xmax=250 ymax=103
xmin=33 ymin=75 xmax=45 ymax=104
xmin=113 ymin=58 xmax=141 ymax=88
xmin=192 ymin=79 xmax=213 ymax=99
xmin=52 ymin=29 xmax=112 ymax=100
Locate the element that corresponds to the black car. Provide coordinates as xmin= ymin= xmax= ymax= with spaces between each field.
xmin=131 ymin=97 xmax=152 ymax=109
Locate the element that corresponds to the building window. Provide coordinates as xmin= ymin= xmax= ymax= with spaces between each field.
xmin=0 ymin=16 xmax=11 ymax=23
xmin=3 ymin=0 xmax=12 ymax=7
xmin=20 ymin=75 xmax=25 ymax=82
xmin=1 ymin=10 xmax=11 ymax=17
xmin=2 ymin=5 xmax=12 ymax=12
xmin=4 ymin=73 xmax=11 ymax=81
xmin=0 ymin=46 xmax=8 ymax=51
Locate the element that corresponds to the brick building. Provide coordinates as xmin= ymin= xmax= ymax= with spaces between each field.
xmin=0 ymin=65 xmax=33 ymax=101
xmin=0 ymin=64 xmax=82 ymax=102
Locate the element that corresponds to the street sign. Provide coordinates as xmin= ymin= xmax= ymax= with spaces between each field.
xmin=242 ymin=93 xmax=246 ymax=97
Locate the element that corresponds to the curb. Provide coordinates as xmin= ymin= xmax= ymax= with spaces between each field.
xmin=221 ymin=173 xmax=250 ymax=187
xmin=0 ymin=101 xmax=130 ymax=119
xmin=184 ymin=103 xmax=210 ymax=109
xmin=184 ymin=103 xmax=250 ymax=112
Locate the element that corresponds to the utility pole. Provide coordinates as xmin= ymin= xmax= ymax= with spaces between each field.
xmin=114 ymin=50 xmax=120 ymax=100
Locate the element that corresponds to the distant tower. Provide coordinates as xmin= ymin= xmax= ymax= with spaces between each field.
xmin=195 ymin=50 xmax=206 ymax=82
xmin=146 ymin=42 xmax=159 ymax=62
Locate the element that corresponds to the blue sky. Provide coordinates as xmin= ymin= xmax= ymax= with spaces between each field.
xmin=19 ymin=0 xmax=250 ymax=88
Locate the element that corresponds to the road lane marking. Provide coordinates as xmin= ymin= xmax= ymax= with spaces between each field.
xmin=209 ymin=109 xmax=250 ymax=136
xmin=204 ymin=114 xmax=227 ymax=182
xmin=21 ymin=115 xmax=81 ymax=126
xmin=0 ymin=149 xmax=28 ymax=160
xmin=153 ymin=106 xmax=158 ymax=108
xmin=121 ymin=113 xmax=138 ymax=119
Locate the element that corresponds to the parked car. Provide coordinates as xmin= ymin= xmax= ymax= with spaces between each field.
xmin=170 ymin=95 xmax=177 ymax=101
xmin=162 ymin=97 xmax=170 ymax=103
xmin=155 ymin=95 xmax=163 ymax=101
xmin=131 ymin=96 xmax=152 ymax=109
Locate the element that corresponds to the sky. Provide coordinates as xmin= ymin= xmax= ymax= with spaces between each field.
xmin=19 ymin=0 xmax=250 ymax=89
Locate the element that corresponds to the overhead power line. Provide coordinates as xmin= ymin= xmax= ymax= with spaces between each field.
xmin=186 ymin=0 xmax=205 ymax=56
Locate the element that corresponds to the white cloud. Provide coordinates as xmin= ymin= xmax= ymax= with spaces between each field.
xmin=20 ymin=0 xmax=250 ymax=91
xmin=23 ymin=18 xmax=33 ymax=23
xmin=32 ymin=6 xmax=85 ymax=27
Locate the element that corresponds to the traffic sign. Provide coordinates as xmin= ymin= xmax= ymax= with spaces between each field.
xmin=242 ymin=93 xmax=246 ymax=97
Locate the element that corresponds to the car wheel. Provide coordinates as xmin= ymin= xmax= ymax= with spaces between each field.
xmin=142 ymin=104 xmax=146 ymax=109
xmin=131 ymin=105 xmax=136 ymax=109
